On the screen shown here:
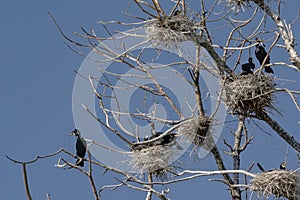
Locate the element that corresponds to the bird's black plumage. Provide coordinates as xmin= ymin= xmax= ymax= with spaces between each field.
xmin=257 ymin=162 xmax=287 ymax=172
xmin=146 ymin=131 xmax=177 ymax=146
xmin=255 ymin=44 xmax=274 ymax=73
xmin=131 ymin=132 xmax=177 ymax=151
xmin=279 ymin=162 xmax=287 ymax=170
xmin=70 ymin=129 xmax=87 ymax=167
xmin=241 ymin=57 xmax=255 ymax=75
xmin=173 ymin=10 xmax=181 ymax=16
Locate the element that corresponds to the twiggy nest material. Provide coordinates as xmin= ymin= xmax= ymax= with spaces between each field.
xmin=178 ymin=116 xmax=213 ymax=150
xmin=224 ymin=74 xmax=275 ymax=114
xmin=130 ymin=144 xmax=177 ymax=179
xmin=145 ymin=15 xmax=196 ymax=47
xmin=250 ymin=170 xmax=300 ymax=199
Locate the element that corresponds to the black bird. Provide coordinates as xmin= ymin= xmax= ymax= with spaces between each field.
xmin=257 ymin=162 xmax=287 ymax=172
xmin=132 ymin=132 xmax=178 ymax=151
xmin=173 ymin=10 xmax=181 ymax=16
xmin=255 ymin=44 xmax=274 ymax=74
xmin=70 ymin=129 xmax=87 ymax=167
xmin=241 ymin=57 xmax=255 ymax=75
xmin=146 ymin=131 xmax=177 ymax=146
xmin=279 ymin=162 xmax=287 ymax=170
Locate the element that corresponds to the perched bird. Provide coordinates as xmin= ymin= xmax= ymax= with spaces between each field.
xmin=257 ymin=161 xmax=287 ymax=172
xmin=173 ymin=10 xmax=181 ymax=16
xmin=146 ymin=131 xmax=177 ymax=146
xmin=279 ymin=162 xmax=287 ymax=170
xmin=70 ymin=129 xmax=87 ymax=167
xmin=255 ymin=43 xmax=274 ymax=74
xmin=131 ymin=132 xmax=178 ymax=151
xmin=241 ymin=57 xmax=255 ymax=75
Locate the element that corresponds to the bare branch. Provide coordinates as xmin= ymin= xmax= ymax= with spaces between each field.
xmin=255 ymin=111 xmax=300 ymax=152
xmin=22 ymin=164 xmax=32 ymax=200
xmin=252 ymin=0 xmax=300 ymax=69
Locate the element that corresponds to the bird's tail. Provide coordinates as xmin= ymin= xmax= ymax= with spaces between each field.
xmin=264 ymin=66 xmax=274 ymax=74
xmin=76 ymin=158 xmax=84 ymax=167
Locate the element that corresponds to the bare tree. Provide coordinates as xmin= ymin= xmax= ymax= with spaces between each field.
xmin=7 ymin=0 xmax=300 ymax=199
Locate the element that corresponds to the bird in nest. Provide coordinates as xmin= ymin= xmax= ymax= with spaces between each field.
xmin=131 ymin=131 xmax=180 ymax=151
xmin=70 ymin=129 xmax=87 ymax=167
xmin=257 ymin=162 xmax=287 ymax=172
xmin=241 ymin=57 xmax=255 ymax=75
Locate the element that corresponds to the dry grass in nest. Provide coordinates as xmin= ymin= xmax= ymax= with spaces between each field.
xmin=130 ymin=144 xmax=177 ymax=180
xmin=145 ymin=15 xmax=196 ymax=47
xmin=224 ymin=74 xmax=275 ymax=114
xmin=250 ymin=169 xmax=300 ymax=199
xmin=178 ymin=116 xmax=213 ymax=151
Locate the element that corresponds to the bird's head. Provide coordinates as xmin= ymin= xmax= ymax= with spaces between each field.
xmin=279 ymin=161 xmax=287 ymax=170
xmin=70 ymin=129 xmax=81 ymax=137
xmin=248 ymin=57 xmax=253 ymax=63
xmin=173 ymin=10 xmax=181 ymax=16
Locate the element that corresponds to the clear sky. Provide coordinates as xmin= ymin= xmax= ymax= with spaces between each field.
xmin=1 ymin=1 xmax=299 ymax=200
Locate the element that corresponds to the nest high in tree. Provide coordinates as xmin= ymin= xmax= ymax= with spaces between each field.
xmin=178 ymin=116 xmax=214 ymax=153
xmin=145 ymin=13 xmax=196 ymax=47
xmin=130 ymin=133 xmax=179 ymax=179
xmin=224 ymin=74 xmax=275 ymax=114
xmin=250 ymin=169 xmax=300 ymax=199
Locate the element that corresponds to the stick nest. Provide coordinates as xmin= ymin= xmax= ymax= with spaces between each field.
xmin=250 ymin=170 xmax=300 ymax=199
xmin=130 ymin=143 xmax=177 ymax=179
xmin=223 ymin=74 xmax=275 ymax=114
xmin=145 ymin=15 xmax=196 ymax=47
xmin=178 ymin=116 xmax=214 ymax=151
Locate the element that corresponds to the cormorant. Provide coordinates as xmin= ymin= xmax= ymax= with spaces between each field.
xmin=173 ymin=10 xmax=181 ymax=16
xmin=257 ymin=162 xmax=287 ymax=172
xmin=241 ymin=57 xmax=255 ymax=75
xmin=146 ymin=131 xmax=177 ymax=146
xmin=279 ymin=162 xmax=287 ymax=170
xmin=131 ymin=132 xmax=178 ymax=151
xmin=255 ymin=44 xmax=274 ymax=74
xmin=70 ymin=129 xmax=87 ymax=167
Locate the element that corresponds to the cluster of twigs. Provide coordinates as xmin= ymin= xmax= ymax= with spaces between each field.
xmin=224 ymin=74 xmax=275 ymax=114
xmin=145 ymin=13 xmax=196 ymax=47
xmin=130 ymin=144 xmax=177 ymax=179
xmin=178 ymin=116 xmax=213 ymax=151
xmin=250 ymin=169 xmax=300 ymax=199
xmin=6 ymin=0 xmax=300 ymax=200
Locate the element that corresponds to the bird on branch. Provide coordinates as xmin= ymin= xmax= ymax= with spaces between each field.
xmin=255 ymin=43 xmax=274 ymax=74
xmin=70 ymin=129 xmax=87 ymax=167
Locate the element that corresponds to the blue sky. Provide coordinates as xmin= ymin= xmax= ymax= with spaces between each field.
xmin=1 ymin=1 xmax=299 ymax=199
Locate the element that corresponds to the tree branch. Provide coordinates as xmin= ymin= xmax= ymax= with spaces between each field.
xmin=256 ymin=111 xmax=300 ymax=152
xmin=252 ymin=0 xmax=300 ymax=70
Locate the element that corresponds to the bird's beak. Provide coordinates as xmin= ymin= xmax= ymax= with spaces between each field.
xmin=69 ymin=131 xmax=75 ymax=137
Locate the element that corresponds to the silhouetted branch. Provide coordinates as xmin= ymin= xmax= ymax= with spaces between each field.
xmin=22 ymin=164 xmax=32 ymax=200
xmin=256 ymin=111 xmax=300 ymax=152
xmin=252 ymin=0 xmax=300 ymax=69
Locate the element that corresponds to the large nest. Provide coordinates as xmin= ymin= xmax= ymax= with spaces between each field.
xmin=145 ymin=14 xmax=196 ymax=47
xmin=178 ymin=116 xmax=214 ymax=152
xmin=130 ymin=145 xmax=176 ymax=179
xmin=130 ymin=135 xmax=179 ymax=179
xmin=224 ymin=74 xmax=275 ymax=114
xmin=250 ymin=170 xmax=300 ymax=199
